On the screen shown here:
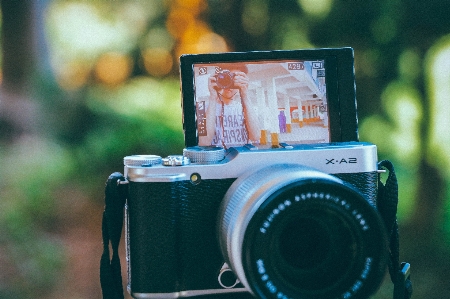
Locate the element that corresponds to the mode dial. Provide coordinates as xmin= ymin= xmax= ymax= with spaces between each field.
xmin=183 ymin=146 xmax=226 ymax=164
xmin=123 ymin=155 xmax=162 ymax=167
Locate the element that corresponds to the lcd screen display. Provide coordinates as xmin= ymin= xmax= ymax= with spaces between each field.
xmin=180 ymin=48 xmax=357 ymax=148
xmin=192 ymin=60 xmax=329 ymax=148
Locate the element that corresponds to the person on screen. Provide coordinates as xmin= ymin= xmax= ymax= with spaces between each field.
xmin=198 ymin=64 xmax=260 ymax=148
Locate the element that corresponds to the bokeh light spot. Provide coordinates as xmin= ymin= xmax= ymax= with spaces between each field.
xmin=142 ymin=27 xmax=175 ymax=51
xmin=298 ymin=0 xmax=332 ymax=18
xmin=360 ymin=81 xmax=422 ymax=165
xmin=142 ymin=48 xmax=174 ymax=77
xmin=56 ymin=60 xmax=92 ymax=90
xmin=175 ymin=21 xmax=229 ymax=56
xmin=242 ymin=0 xmax=269 ymax=36
xmin=426 ymin=36 xmax=450 ymax=176
xmin=173 ymin=0 xmax=207 ymax=16
xmin=166 ymin=8 xmax=195 ymax=38
xmin=94 ymin=52 xmax=133 ymax=86
xmin=371 ymin=15 xmax=397 ymax=44
xmin=398 ymin=49 xmax=421 ymax=81
xmin=195 ymin=32 xmax=229 ymax=53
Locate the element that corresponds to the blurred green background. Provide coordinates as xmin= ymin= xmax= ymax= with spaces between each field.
xmin=0 ymin=0 xmax=449 ymax=298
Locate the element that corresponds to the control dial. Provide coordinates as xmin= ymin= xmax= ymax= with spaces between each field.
xmin=183 ymin=146 xmax=226 ymax=164
xmin=123 ymin=155 xmax=162 ymax=167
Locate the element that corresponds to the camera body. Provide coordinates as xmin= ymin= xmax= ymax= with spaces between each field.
xmin=214 ymin=69 xmax=236 ymax=89
xmin=124 ymin=142 xmax=387 ymax=299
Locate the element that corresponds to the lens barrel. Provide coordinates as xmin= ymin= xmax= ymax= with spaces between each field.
xmin=218 ymin=164 xmax=388 ymax=299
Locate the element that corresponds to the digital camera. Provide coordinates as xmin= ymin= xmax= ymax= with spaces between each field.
xmin=125 ymin=143 xmax=387 ymax=299
xmin=214 ymin=70 xmax=236 ymax=89
xmin=123 ymin=48 xmax=390 ymax=299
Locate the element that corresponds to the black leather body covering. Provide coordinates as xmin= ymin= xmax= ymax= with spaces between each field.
xmin=126 ymin=171 xmax=377 ymax=295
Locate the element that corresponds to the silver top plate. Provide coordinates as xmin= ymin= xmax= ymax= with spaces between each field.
xmin=126 ymin=142 xmax=378 ymax=182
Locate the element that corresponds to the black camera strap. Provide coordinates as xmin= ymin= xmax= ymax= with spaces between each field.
xmin=100 ymin=172 xmax=128 ymax=299
xmin=377 ymin=160 xmax=412 ymax=299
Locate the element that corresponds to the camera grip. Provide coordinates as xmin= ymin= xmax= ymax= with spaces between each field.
xmin=127 ymin=181 xmax=180 ymax=293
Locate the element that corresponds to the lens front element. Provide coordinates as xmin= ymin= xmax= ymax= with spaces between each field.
xmin=278 ymin=216 xmax=332 ymax=270
xmin=218 ymin=164 xmax=387 ymax=299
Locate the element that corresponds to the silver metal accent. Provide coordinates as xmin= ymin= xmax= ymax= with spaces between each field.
xmin=162 ymin=155 xmax=191 ymax=166
xmin=126 ymin=142 xmax=378 ymax=182
xmin=124 ymin=155 xmax=162 ymax=167
xmin=279 ymin=142 xmax=293 ymax=149
xmin=127 ymin=172 xmax=187 ymax=183
xmin=183 ymin=146 xmax=226 ymax=164
xmin=244 ymin=144 xmax=258 ymax=150
xmin=116 ymin=179 xmax=129 ymax=186
xmin=218 ymin=262 xmax=240 ymax=289
xmin=131 ymin=287 xmax=248 ymax=298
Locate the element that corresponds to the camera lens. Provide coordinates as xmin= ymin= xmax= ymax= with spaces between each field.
xmin=218 ymin=164 xmax=388 ymax=299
